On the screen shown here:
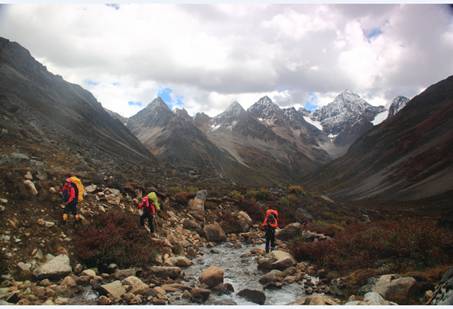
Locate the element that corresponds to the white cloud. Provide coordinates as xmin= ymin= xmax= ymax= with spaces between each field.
xmin=0 ymin=4 xmax=452 ymax=117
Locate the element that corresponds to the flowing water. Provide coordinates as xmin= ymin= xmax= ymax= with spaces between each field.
xmin=76 ymin=241 xmax=315 ymax=305
xmin=174 ymin=242 xmax=316 ymax=305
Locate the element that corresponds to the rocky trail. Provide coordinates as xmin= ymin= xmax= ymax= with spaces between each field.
xmin=1 ymin=172 xmax=452 ymax=305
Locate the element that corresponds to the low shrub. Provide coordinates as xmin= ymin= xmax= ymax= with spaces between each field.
xmin=290 ymin=218 xmax=453 ymax=273
xmin=74 ymin=210 xmax=157 ymax=269
xmin=245 ymin=187 xmax=271 ymax=202
xmin=278 ymin=196 xmax=289 ymax=207
xmin=185 ymin=186 xmax=199 ymax=194
xmin=288 ymin=184 xmax=305 ymax=194
xmin=229 ymin=190 xmax=243 ymax=201
xmin=306 ymin=221 xmax=343 ymax=237
xmin=255 ymin=187 xmax=271 ymax=201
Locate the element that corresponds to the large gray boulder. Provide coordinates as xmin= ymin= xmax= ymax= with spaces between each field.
xmin=203 ymin=223 xmax=226 ymax=243
xmin=199 ymin=266 xmax=224 ymax=288
xmin=276 ymin=222 xmax=302 ymax=240
xmin=236 ymin=211 xmax=253 ymax=232
xmin=372 ymin=274 xmax=417 ymax=304
xmin=33 ymin=254 xmax=72 ymax=280
xmin=259 ymin=269 xmax=285 ymax=286
xmin=270 ymin=250 xmax=296 ymax=270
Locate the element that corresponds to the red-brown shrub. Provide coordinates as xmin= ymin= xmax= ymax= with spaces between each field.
xmin=290 ymin=218 xmax=453 ymax=273
xmin=74 ymin=210 xmax=157 ymax=268
xmin=239 ymin=199 xmax=264 ymax=222
xmin=305 ymin=221 xmax=342 ymax=237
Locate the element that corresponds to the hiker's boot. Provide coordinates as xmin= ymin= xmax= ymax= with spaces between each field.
xmin=62 ymin=213 xmax=69 ymax=225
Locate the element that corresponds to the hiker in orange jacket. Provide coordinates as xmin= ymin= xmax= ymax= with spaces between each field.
xmin=262 ymin=208 xmax=279 ymax=253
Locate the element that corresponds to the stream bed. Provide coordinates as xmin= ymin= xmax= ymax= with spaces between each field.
xmin=173 ymin=242 xmax=317 ymax=305
xmin=71 ymin=241 xmax=316 ymax=305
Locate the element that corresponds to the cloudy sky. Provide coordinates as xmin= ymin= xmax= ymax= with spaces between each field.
xmin=1 ymin=4 xmax=452 ymax=117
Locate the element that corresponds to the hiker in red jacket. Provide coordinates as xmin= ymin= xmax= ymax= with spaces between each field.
xmin=60 ymin=178 xmax=80 ymax=224
xmin=137 ymin=195 xmax=157 ymax=233
xmin=262 ymin=208 xmax=279 ymax=253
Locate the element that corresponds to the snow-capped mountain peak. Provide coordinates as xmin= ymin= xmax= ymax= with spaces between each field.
xmin=212 ymin=101 xmax=246 ymax=129
xmin=372 ymin=95 xmax=410 ymax=126
xmin=223 ymin=101 xmax=245 ymax=116
xmin=308 ymin=90 xmax=385 ymax=149
xmin=248 ymin=96 xmax=285 ymax=122
xmin=388 ymin=96 xmax=410 ymax=118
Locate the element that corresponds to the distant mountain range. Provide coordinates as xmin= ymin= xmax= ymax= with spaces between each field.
xmin=123 ymin=85 xmax=417 ymax=186
xmin=304 ymin=76 xmax=453 ymax=201
xmin=2 ymin=36 xmax=451 ymax=201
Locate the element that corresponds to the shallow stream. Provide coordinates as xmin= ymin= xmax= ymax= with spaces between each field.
xmin=174 ymin=242 xmax=315 ymax=305
xmin=72 ymin=241 xmax=315 ymax=305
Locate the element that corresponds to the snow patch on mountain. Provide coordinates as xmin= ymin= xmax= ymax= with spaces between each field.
xmin=210 ymin=124 xmax=221 ymax=131
xmin=372 ymin=110 xmax=389 ymax=125
xmin=303 ymin=116 xmax=323 ymax=131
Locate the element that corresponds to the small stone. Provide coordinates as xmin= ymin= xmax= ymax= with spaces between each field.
xmin=85 ymin=184 xmax=97 ymax=193
xmin=23 ymin=180 xmax=38 ymax=196
xmin=100 ymin=280 xmax=126 ymax=300
xmin=82 ymin=269 xmax=97 ymax=277
xmin=61 ymin=275 xmax=77 ymax=288
xmin=39 ymin=279 xmax=52 ymax=287
xmin=24 ymin=171 xmax=33 ymax=180
xmin=169 ymin=256 xmax=192 ymax=267
xmin=191 ymin=287 xmax=211 ymax=303
xmin=148 ymin=266 xmax=182 ymax=279
xmin=97 ymin=295 xmax=112 ymax=305
xmin=153 ymin=286 xmax=166 ymax=296
xmin=237 ymin=289 xmax=266 ymax=305
xmin=123 ymin=276 xmax=148 ymax=294
xmin=55 ymin=297 xmax=69 ymax=305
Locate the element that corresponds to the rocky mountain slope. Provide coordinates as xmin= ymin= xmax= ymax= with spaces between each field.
xmin=127 ymin=98 xmax=255 ymax=185
xmin=105 ymin=108 xmax=128 ymax=125
xmin=195 ymin=101 xmax=321 ymax=184
xmin=129 ymin=99 xmax=322 ymax=186
xmin=304 ymin=76 xmax=453 ymax=201
xmin=247 ymin=96 xmax=331 ymax=163
xmin=309 ymin=90 xmax=385 ymax=155
xmin=0 ymin=37 xmax=160 ymax=185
